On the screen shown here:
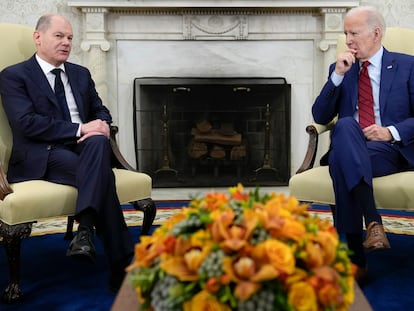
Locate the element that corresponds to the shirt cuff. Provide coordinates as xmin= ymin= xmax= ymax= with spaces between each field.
xmin=387 ymin=125 xmax=401 ymax=142
xmin=76 ymin=124 xmax=82 ymax=137
xmin=330 ymin=71 xmax=344 ymax=87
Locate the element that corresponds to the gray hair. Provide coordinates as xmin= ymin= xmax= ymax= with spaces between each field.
xmin=346 ymin=6 xmax=386 ymax=38
xmin=35 ymin=13 xmax=69 ymax=32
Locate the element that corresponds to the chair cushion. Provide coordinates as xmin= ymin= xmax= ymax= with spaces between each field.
xmin=112 ymin=168 xmax=152 ymax=204
xmin=0 ymin=168 xmax=152 ymax=225
xmin=289 ymin=166 xmax=414 ymax=210
xmin=0 ymin=180 xmax=77 ymax=225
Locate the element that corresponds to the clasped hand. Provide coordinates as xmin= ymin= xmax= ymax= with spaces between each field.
xmin=363 ymin=124 xmax=393 ymax=142
xmin=77 ymin=119 xmax=110 ymax=143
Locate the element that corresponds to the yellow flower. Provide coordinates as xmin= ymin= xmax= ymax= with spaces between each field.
xmin=183 ymin=290 xmax=232 ymax=311
xmin=288 ymin=281 xmax=318 ymax=311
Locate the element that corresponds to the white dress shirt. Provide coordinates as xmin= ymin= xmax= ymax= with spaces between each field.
xmin=35 ymin=54 xmax=82 ymax=136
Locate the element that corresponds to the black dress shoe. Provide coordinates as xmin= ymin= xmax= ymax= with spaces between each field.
xmin=66 ymin=228 xmax=96 ymax=263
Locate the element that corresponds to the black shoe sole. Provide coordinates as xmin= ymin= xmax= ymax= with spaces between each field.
xmin=66 ymin=249 xmax=96 ymax=263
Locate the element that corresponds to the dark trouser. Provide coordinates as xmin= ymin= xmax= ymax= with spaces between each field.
xmin=45 ymin=135 xmax=133 ymax=265
xmin=328 ymin=117 xmax=405 ymax=233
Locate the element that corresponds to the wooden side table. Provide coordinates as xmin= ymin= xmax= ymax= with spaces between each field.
xmin=111 ymin=274 xmax=373 ymax=311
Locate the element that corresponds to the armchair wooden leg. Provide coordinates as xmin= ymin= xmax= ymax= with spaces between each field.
xmin=64 ymin=216 xmax=75 ymax=240
xmin=132 ymin=198 xmax=156 ymax=235
xmin=0 ymin=221 xmax=32 ymax=303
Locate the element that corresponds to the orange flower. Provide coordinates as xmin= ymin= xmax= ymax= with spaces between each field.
xmin=303 ymin=238 xmax=324 ymax=269
xmin=183 ymin=290 xmax=232 ymax=311
xmin=228 ymin=183 xmax=249 ymax=201
xmin=252 ymin=239 xmax=295 ymax=275
xmin=318 ymin=283 xmax=343 ymax=307
xmin=311 ymin=230 xmax=339 ymax=265
xmin=210 ymin=208 xmax=258 ymax=253
xmin=279 ymin=217 xmax=307 ymax=241
xmin=129 ymin=235 xmax=164 ymax=268
xmin=223 ymin=255 xmax=278 ymax=301
xmin=288 ymin=281 xmax=318 ymax=311
xmin=160 ymin=233 xmax=211 ymax=282
xmin=285 ymin=268 xmax=308 ymax=285
xmin=205 ymin=277 xmax=221 ymax=293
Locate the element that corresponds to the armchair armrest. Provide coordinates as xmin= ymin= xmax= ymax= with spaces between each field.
xmin=109 ymin=125 xmax=136 ymax=172
xmin=0 ymin=160 xmax=13 ymax=200
xmin=295 ymin=119 xmax=336 ymax=174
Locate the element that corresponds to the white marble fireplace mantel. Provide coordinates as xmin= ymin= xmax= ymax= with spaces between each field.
xmin=68 ymin=0 xmax=359 ymax=8
xmin=68 ymin=0 xmax=360 ymax=175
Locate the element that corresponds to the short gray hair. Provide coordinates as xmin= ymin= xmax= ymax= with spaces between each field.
xmin=35 ymin=13 xmax=70 ymax=32
xmin=346 ymin=6 xmax=386 ymax=38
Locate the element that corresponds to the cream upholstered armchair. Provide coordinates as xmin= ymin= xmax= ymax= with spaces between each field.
xmin=0 ymin=23 xmax=156 ymax=303
xmin=289 ymin=27 xmax=414 ymax=210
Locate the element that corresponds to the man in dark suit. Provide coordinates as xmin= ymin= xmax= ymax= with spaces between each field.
xmin=313 ymin=6 xmax=414 ymax=285
xmin=0 ymin=13 xmax=133 ymax=292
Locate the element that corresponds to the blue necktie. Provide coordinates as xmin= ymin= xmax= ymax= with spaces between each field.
xmin=51 ymin=68 xmax=71 ymax=121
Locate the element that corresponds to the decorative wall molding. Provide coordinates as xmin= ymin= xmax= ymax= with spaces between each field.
xmin=183 ymin=15 xmax=248 ymax=40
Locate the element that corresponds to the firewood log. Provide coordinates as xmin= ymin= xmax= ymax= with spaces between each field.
xmin=209 ymin=145 xmax=226 ymax=159
xmin=230 ymin=144 xmax=247 ymax=160
xmin=196 ymin=119 xmax=212 ymax=133
xmin=188 ymin=140 xmax=208 ymax=159
xmin=191 ymin=128 xmax=242 ymax=145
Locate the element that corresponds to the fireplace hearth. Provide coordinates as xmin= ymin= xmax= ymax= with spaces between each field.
xmin=134 ymin=78 xmax=290 ymax=187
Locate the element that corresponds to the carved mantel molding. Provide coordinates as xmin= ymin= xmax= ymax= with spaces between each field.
xmin=67 ymin=0 xmax=359 ymax=116
xmin=68 ymin=0 xmax=360 ymax=47
xmin=68 ymin=0 xmax=360 ymax=9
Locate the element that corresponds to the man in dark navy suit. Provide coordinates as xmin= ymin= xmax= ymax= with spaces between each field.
xmin=313 ymin=6 xmax=414 ymax=285
xmin=0 ymin=13 xmax=133 ymax=292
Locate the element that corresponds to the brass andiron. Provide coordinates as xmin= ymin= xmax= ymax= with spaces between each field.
xmin=251 ymin=103 xmax=278 ymax=181
xmin=154 ymin=103 xmax=178 ymax=178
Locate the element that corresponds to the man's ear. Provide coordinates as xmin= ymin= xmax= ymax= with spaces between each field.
xmin=33 ymin=31 xmax=40 ymax=44
xmin=373 ymin=26 xmax=382 ymax=42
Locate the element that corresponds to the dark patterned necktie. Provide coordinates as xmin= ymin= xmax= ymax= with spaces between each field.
xmin=51 ymin=68 xmax=71 ymax=121
xmin=358 ymin=61 xmax=375 ymax=129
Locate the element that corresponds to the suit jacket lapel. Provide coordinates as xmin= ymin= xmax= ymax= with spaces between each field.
xmin=26 ymin=56 xmax=59 ymax=109
xmin=379 ymin=49 xmax=396 ymax=116
xmin=65 ymin=63 xmax=86 ymax=121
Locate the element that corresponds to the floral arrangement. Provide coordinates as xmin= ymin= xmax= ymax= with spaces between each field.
xmin=128 ymin=184 xmax=355 ymax=311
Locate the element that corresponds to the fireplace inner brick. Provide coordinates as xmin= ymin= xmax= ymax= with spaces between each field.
xmin=133 ymin=78 xmax=290 ymax=187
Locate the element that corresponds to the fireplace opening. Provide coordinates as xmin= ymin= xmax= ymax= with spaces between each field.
xmin=133 ymin=78 xmax=291 ymax=187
